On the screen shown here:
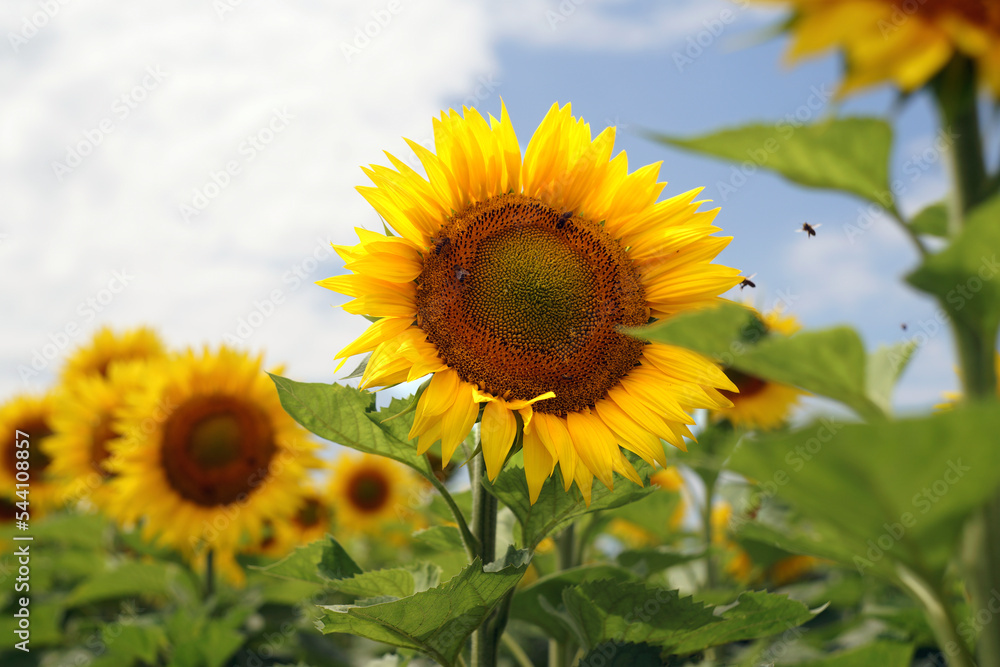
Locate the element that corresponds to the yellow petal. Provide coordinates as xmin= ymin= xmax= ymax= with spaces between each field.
xmin=409 ymin=369 xmax=461 ymax=439
xmin=565 ymin=410 xmax=616 ymax=491
xmin=481 ymin=401 xmax=518 ymax=481
xmin=440 ymin=382 xmax=479 ymax=465
xmin=531 ymin=412 xmax=576 ymax=490
xmin=523 ymin=430 xmax=554 ymax=504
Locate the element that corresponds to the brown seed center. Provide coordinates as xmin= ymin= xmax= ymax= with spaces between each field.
xmin=416 ymin=193 xmax=647 ymax=414
xmin=160 ymin=395 xmax=276 ymax=507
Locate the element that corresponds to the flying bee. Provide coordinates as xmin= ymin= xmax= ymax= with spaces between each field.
xmin=556 ymin=210 xmax=573 ymax=229
xmin=453 ymin=265 xmax=469 ymax=284
xmin=432 ymin=236 xmax=451 ymax=255
xmin=797 ymin=222 xmax=821 ymax=237
xmin=739 ymin=273 xmax=757 ymax=290
xmin=901 ymin=323 xmax=908 ymax=331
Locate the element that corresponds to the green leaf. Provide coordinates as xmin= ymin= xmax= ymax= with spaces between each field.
xmin=269 ymin=375 xmax=433 ymax=478
xmin=328 ymin=563 xmax=442 ymax=600
xmin=65 ymin=562 xmax=196 ymax=607
xmin=635 ymin=303 xmax=885 ymax=421
xmin=562 ymin=582 xmax=814 ymax=654
xmin=578 ymin=642 xmax=663 ymax=667
xmin=510 ymin=565 xmax=640 ymax=642
xmin=606 ymin=488 xmax=682 ymax=539
xmin=344 ymin=353 xmax=372 ymax=380
xmin=0 ymin=600 xmax=63 ymax=648
xmin=317 ymin=557 xmax=528 ymax=667
xmin=616 ymin=548 xmax=702 ymax=577
xmin=413 ymin=525 xmax=466 ymax=552
xmin=255 ymin=536 xmax=362 ymax=585
xmin=865 ymin=341 xmax=918 ymax=415
xmin=729 ymin=403 xmax=1000 ymax=581
xmin=89 ymin=624 xmax=168 ymax=667
xmin=907 ymin=193 xmax=1000 ymax=368
xmin=488 ymin=462 xmax=655 ymax=550
xmin=649 ymin=117 xmax=893 ymax=205
xmin=790 ymin=641 xmax=914 ymax=666
xmin=909 ymin=202 xmax=948 ymax=238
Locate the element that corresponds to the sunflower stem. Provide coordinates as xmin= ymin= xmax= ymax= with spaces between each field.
xmin=933 ymin=54 xmax=988 ymax=234
xmin=897 ymin=565 xmax=977 ymax=667
xmin=702 ymin=475 xmax=718 ymax=592
xmin=205 ymin=549 xmax=215 ymax=599
xmin=549 ymin=524 xmax=577 ymax=667
xmin=427 ymin=473 xmax=480 ymax=561
xmin=471 ymin=452 xmax=502 ymax=667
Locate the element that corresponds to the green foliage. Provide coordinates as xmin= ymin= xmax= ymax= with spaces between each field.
xmin=578 ymin=642 xmax=663 ymax=666
xmin=635 ymin=302 xmax=889 ymax=421
xmin=88 ymin=624 xmax=168 ymax=667
xmin=729 ymin=403 xmax=1000 ymax=582
xmin=269 ymin=375 xmax=435 ymax=479
xmin=488 ymin=462 xmax=655 ymax=550
xmin=910 ymin=202 xmax=949 ymax=238
xmin=907 ymin=193 xmax=1000 ymax=359
xmin=65 ymin=561 xmax=198 ymax=607
xmin=649 ymin=118 xmax=893 ymax=205
xmin=510 ymin=565 xmax=640 ymax=643
xmin=557 ymin=581 xmax=814 ymax=655
xmin=317 ymin=556 xmax=529 ymax=667
xmin=790 ymin=641 xmax=914 ymax=666
xmin=255 ymin=535 xmax=363 ymax=585
xmin=865 ymin=342 xmax=918 ymax=415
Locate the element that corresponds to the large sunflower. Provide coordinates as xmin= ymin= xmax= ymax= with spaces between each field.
xmin=756 ymin=0 xmax=1000 ymax=95
xmin=105 ymin=346 xmax=321 ymax=579
xmin=328 ymin=453 xmax=420 ymax=536
xmin=0 ymin=394 xmax=61 ymax=515
xmin=62 ymin=326 xmax=166 ymax=383
xmin=322 ymin=104 xmax=741 ymax=502
xmin=46 ymin=361 xmax=150 ymax=508
xmin=321 ymin=104 xmax=740 ymax=503
xmin=714 ymin=309 xmax=803 ymax=431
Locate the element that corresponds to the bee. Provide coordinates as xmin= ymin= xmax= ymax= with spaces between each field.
xmin=432 ymin=236 xmax=451 ymax=255
xmin=453 ymin=265 xmax=469 ymax=283
xmin=739 ymin=273 xmax=757 ymax=290
xmin=797 ymin=222 xmax=821 ymax=237
xmin=556 ymin=210 xmax=573 ymax=230
xmin=901 ymin=323 xmax=908 ymax=331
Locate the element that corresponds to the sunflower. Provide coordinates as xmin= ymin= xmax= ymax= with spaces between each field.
xmin=105 ymin=346 xmax=321 ymax=584
xmin=0 ymin=394 xmax=61 ymax=515
xmin=711 ymin=501 xmax=753 ymax=583
xmin=714 ymin=309 xmax=803 ymax=431
xmin=46 ymin=361 xmax=150 ymax=509
xmin=320 ymin=103 xmax=741 ymax=503
xmin=328 ymin=453 xmax=420 ymax=536
xmin=257 ymin=488 xmax=334 ymax=558
xmin=62 ymin=326 xmax=166 ymax=383
xmin=756 ymin=0 xmax=1000 ymax=95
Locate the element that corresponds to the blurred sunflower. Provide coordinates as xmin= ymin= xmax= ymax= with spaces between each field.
xmin=61 ymin=326 xmax=166 ymax=382
xmin=711 ymin=501 xmax=753 ymax=583
xmin=0 ymin=394 xmax=60 ymax=514
xmin=258 ymin=488 xmax=334 ymax=558
xmin=756 ymin=0 xmax=1000 ymax=95
xmin=651 ymin=466 xmax=688 ymax=531
xmin=46 ymin=361 xmax=149 ymax=508
xmin=320 ymin=103 xmax=740 ymax=503
xmin=714 ymin=309 xmax=803 ymax=431
xmin=106 ymin=346 xmax=321 ymax=584
xmin=329 ymin=453 xmax=418 ymax=536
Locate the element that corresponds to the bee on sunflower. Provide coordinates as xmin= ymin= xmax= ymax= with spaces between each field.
xmin=320 ymin=103 xmax=742 ymax=503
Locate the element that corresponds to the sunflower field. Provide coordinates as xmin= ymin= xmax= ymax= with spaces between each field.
xmin=3 ymin=1 xmax=1000 ymax=666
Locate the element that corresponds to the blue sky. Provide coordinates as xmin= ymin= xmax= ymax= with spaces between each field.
xmin=0 ymin=0 xmax=964 ymax=412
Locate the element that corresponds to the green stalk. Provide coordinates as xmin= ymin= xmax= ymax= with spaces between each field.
xmin=471 ymin=453 xmax=501 ymax=667
xmin=933 ymin=55 xmax=988 ymax=233
xmin=548 ymin=524 xmax=577 ymax=667
xmin=703 ymin=475 xmax=718 ymax=591
xmin=427 ymin=472 xmax=481 ymax=562
xmin=932 ymin=53 xmax=1000 ymax=667
xmin=897 ymin=565 xmax=977 ymax=667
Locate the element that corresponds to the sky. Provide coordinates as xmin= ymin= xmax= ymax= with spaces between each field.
xmin=1 ymin=0 xmax=967 ymax=415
